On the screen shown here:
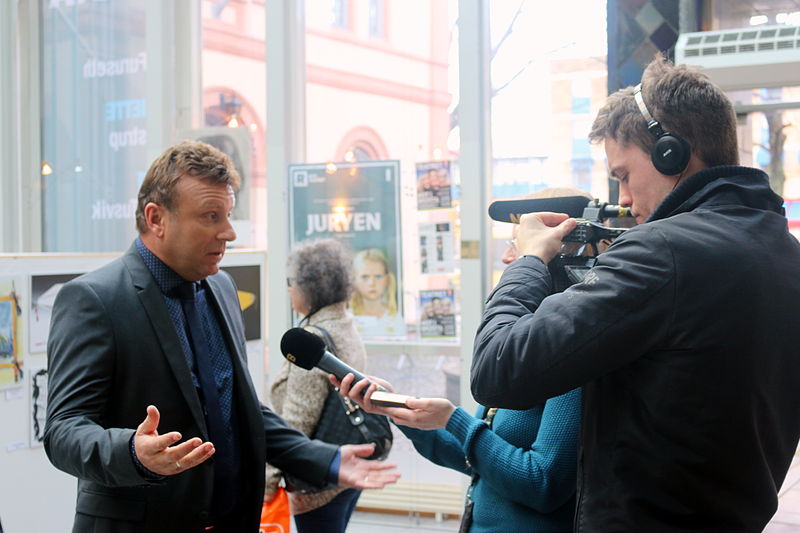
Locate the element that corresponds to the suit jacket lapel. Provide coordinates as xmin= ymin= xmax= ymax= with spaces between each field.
xmin=122 ymin=244 xmax=208 ymax=435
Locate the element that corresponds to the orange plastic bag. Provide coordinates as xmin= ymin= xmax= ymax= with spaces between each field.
xmin=260 ymin=487 xmax=291 ymax=533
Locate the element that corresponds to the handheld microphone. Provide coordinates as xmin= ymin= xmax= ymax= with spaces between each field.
xmin=280 ymin=327 xmax=370 ymax=384
xmin=280 ymin=327 xmax=412 ymax=408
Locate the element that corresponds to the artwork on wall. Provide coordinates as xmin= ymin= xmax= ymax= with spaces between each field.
xmin=30 ymin=367 xmax=48 ymax=447
xmin=220 ymin=265 xmax=261 ymax=341
xmin=29 ymin=273 xmax=82 ymax=353
xmin=0 ymin=277 xmax=24 ymax=390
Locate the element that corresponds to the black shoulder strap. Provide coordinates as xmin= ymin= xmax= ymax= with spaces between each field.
xmin=308 ymin=324 xmax=339 ymax=358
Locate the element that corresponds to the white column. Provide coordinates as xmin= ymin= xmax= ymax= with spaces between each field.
xmin=0 ymin=1 xmax=20 ymax=252
xmin=145 ymin=0 xmax=175 ymax=160
xmin=174 ymin=1 xmax=202 ymax=132
xmin=1 ymin=0 xmax=42 ymax=252
xmin=457 ymin=0 xmax=492 ymax=415
xmin=266 ymin=0 xmax=306 ymax=390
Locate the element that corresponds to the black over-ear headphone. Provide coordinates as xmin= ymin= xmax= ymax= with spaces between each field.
xmin=633 ymin=83 xmax=691 ymax=176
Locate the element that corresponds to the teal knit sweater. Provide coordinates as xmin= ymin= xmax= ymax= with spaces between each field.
xmin=398 ymin=388 xmax=580 ymax=532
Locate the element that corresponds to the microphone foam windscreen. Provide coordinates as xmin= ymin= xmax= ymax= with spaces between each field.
xmin=280 ymin=327 xmax=326 ymax=370
xmin=488 ymin=196 xmax=590 ymax=222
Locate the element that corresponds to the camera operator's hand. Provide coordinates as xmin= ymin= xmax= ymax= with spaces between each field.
xmin=516 ymin=212 xmax=578 ymax=264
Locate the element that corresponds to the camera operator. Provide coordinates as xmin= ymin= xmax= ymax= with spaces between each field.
xmin=471 ymin=53 xmax=800 ymax=532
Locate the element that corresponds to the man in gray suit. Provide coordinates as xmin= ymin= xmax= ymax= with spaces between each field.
xmin=44 ymin=141 xmax=399 ymax=532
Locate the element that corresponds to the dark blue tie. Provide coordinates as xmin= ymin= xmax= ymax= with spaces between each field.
xmin=177 ymin=281 xmax=236 ymax=517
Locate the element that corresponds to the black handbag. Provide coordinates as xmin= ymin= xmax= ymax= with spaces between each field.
xmin=284 ymin=325 xmax=393 ymax=493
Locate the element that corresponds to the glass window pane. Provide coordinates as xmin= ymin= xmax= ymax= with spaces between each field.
xmin=40 ymin=1 xmax=152 ymax=251
xmin=302 ymin=0 xmax=462 ymax=514
xmin=304 ymin=0 xmax=459 ymax=343
xmin=489 ymin=1 xmax=608 ymax=282
xmin=201 ymin=0 xmax=267 ymax=249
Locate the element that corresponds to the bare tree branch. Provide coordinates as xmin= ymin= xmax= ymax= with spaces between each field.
xmin=491 ymin=1 xmax=526 ymax=60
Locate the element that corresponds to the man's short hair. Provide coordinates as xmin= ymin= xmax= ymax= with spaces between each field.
xmin=589 ymin=54 xmax=739 ymax=168
xmin=135 ymin=140 xmax=241 ymax=234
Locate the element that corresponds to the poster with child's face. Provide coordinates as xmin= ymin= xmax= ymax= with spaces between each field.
xmin=289 ymin=161 xmax=405 ymax=339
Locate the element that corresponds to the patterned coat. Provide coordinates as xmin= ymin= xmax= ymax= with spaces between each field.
xmin=266 ymin=302 xmax=368 ymax=515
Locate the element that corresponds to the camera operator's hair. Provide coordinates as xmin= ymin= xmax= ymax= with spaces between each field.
xmin=589 ymin=54 xmax=738 ymax=168
xmin=135 ymin=141 xmax=241 ymax=234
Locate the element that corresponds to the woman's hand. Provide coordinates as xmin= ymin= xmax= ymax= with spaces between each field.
xmin=332 ymin=373 xmax=456 ymax=430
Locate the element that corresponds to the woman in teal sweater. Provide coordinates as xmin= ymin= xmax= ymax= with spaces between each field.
xmin=340 ymin=187 xmax=590 ymax=531
xmin=341 ymin=376 xmax=580 ymax=533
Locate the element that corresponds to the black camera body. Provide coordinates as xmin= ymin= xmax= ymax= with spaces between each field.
xmin=550 ymin=200 xmax=631 ymax=291
xmin=487 ymin=195 xmax=632 ymax=291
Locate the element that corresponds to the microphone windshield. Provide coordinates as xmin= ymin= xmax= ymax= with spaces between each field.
xmin=280 ymin=327 xmax=326 ymax=370
xmin=488 ymin=196 xmax=590 ymax=223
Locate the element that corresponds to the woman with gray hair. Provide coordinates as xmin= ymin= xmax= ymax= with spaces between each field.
xmin=265 ymin=238 xmax=368 ymax=533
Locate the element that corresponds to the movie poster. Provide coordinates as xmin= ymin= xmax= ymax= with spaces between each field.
xmin=418 ymin=289 xmax=456 ymax=338
xmin=418 ymin=222 xmax=455 ymax=274
xmin=289 ymin=161 xmax=405 ymax=339
xmin=0 ymin=278 xmax=24 ymax=390
xmin=416 ymin=161 xmax=452 ymax=210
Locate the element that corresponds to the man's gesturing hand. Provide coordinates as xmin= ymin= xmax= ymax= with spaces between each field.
xmin=133 ymin=405 xmax=215 ymax=476
xmin=338 ymin=444 xmax=401 ymax=489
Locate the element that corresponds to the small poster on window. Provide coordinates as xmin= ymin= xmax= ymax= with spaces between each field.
xmin=418 ymin=289 xmax=456 ymax=338
xmin=416 ymin=161 xmax=452 ymax=210
xmin=418 ymin=222 xmax=455 ymax=274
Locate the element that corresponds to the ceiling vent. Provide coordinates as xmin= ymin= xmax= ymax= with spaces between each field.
xmin=675 ymin=25 xmax=800 ymax=91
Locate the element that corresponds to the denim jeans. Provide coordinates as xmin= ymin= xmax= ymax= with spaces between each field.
xmin=293 ymin=488 xmax=362 ymax=533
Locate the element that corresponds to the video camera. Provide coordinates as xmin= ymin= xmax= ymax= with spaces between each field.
xmin=488 ymin=196 xmax=633 ymax=291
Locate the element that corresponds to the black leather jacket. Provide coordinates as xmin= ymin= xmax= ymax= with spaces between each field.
xmin=472 ymin=166 xmax=800 ymax=532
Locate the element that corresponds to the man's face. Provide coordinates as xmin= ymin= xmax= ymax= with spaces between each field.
xmin=605 ymin=137 xmax=676 ymax=224
xmin=158 ymin=175 xmax=237 ymax=281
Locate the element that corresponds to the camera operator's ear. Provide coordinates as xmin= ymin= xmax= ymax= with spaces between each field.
xmin=633 ymin=84 xmax=691 ymax=176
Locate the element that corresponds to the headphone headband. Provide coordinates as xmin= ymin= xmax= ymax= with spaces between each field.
xmin=631 ymin=83 xmax=690 ymax=176
xmin=633 ymin=84 xmax=664 ymax=137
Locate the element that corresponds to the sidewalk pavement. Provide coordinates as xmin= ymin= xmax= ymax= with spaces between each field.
xmin=349 ymin=454 xmax=800 ymax=532
xmin=765 ymin=454 xmax=800 ymax=532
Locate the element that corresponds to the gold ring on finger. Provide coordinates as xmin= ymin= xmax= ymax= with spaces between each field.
xmin=175 ymin=461 xmax=182 ymax=470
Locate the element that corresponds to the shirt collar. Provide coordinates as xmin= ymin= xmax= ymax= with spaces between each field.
xmin=135 ymin=237 xmax=194 ymax=296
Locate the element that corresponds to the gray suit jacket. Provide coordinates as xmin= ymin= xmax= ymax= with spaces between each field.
xmin=44 ymin=243 xmax=337 ymax=532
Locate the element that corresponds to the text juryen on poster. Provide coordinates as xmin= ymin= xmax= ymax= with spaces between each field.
xmin=304 ymin=212 xmax=382 ymax=236
xmin=290 ymin=162 xmax=405 ymax=339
